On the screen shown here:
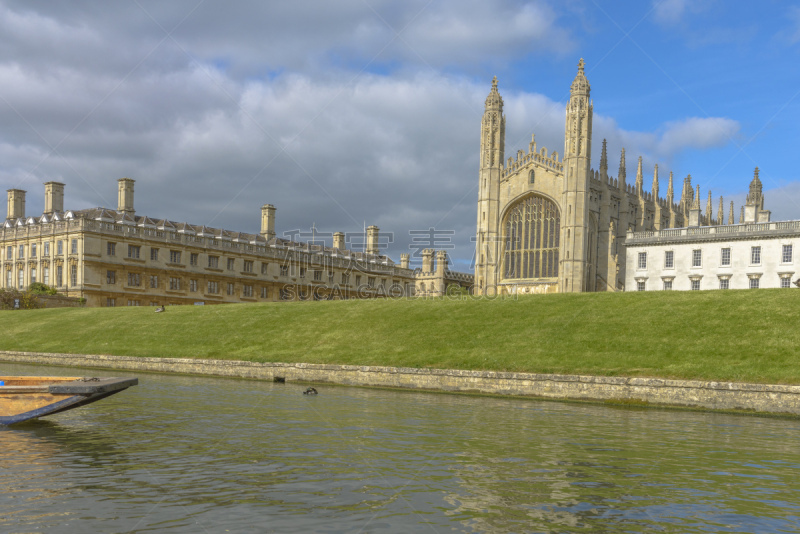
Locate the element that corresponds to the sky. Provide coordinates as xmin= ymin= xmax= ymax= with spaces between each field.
xmin=1 ymin=0 xmax=799 ymax=271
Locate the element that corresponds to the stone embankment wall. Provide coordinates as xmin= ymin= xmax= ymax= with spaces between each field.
xmin=2 ymin=351 xmax=800 ymax=416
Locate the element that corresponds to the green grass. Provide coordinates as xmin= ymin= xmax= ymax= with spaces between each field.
xmin=1 ymin=289 xmax=799 ymax=384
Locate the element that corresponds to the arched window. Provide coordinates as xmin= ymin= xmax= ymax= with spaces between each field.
xmin=529 ymin=170 xmax=535 ymax=184
xmin=501 ymin=195 xmax=560 ymax=280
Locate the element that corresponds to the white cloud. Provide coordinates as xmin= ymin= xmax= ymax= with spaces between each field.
xmin=652 ymin=0 xmax=689 ymax=25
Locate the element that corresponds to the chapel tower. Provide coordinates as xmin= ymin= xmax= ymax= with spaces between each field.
xmin=474 ymin=77 xmax=505 ymax=295
xmin=560 ymin=59 xmax=593 ymax=292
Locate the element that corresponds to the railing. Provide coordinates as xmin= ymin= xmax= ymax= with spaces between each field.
xmin=627 ymin=220 xmax=800 ymax=242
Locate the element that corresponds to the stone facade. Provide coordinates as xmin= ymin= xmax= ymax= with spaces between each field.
xmin=625 ymin=170 xmax=800 ymax=291
xmin=413 ymin=249 xmax=474 ymax=296
xmin=475 ymin=60 xmax=741 ymax=295
xmin=2 ymin=179 xmax=417 ymax=307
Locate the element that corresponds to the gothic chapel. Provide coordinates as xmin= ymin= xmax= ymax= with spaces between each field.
xmin=474 ymin=59 xmax=747 ymax=295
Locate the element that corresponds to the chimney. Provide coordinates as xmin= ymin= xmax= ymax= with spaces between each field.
xmin=44 ymin=181 xmax=65 ymax=216
xmin=399 ymin=253 xmax=410 ymax=269
xmin=117 ymin=178 xmax=135 ymax=216
xmin=260 ymin=204 xmax=276 ymax=239
xmin=333 ymin=232 xmax=345 ymax=251
xmin=366 ymin=225 xmax=379 ymax=255
xmin=6 ymin=189 xmax=26 ymax=220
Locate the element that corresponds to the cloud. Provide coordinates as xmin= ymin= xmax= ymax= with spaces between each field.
xmin=652 ymin=0 xmax=689 ymax=25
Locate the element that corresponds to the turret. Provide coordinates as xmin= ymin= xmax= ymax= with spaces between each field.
xmin=560 ymin=58 xmax=593 ymax=293
xmin=333 ymin=232 xmax=345 ymax=251
xmin=728 ymin=201 xmax=734 ymax=225
xmin=618 ymin=148 xmax=627 ymax=192
xmin=635 ymin=156 xmax=643 ymax=197
xmin=475 ymin=76 xmax=505 ymax=296
xmin=421 ymin=249 xmax=433 ymax=272
xmin=652 ymin=165 xmax=659 ymax=199
xmin=706 ymin=190 xmax=713 ymax=225
xmin=744 ymin=167 xmax=770 ymax=223
xmin=599 ymin=139 xmax=608 ymax=177
xmin=399 ymin=253 xmax=410 ymax=269
xmin=717 ymin=196 xmax=724 ymax=225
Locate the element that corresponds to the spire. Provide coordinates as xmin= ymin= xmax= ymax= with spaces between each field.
xmin=600 ymin=139 xmax=608 ymax=174
xmin=667 ymin=171 xmax=674 ymax=204
xmin=739 ymin=205 xmax=744 ymax=223
xmin=618 ymin=148 xmax=626 ymax=189
xmin=746 ymin=166 xmax=764 ymax=209
xmin=692 ymin=184 xmax=700 ymax=210
xmin=484 ymin=76 xmax=504 ymax=112
xmin=652 ymin=164 xmax=659 ymax=199
xmin=717 ymin=196 xmax=724 ymax=225
xmin=728 ymin=201 xmax=734 ymax=225
xmin=570 ymin=58 xmax=590 ymax=96
xmin=706 ymin=190 xmax=713 ymax=224
xmin=635 ymin=156 xmax=643 ymax=196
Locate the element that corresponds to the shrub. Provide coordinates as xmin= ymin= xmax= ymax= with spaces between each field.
xmin=28 ymin=282 xmax=58 ymax=295
xmin=0 ymin=289 xmax=43 ymax=310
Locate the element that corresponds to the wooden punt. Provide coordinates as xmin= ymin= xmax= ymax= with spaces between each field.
xmin=0 ymin=376 xmax=138 ymax=425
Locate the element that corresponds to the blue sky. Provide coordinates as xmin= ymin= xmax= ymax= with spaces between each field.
xmin=0 ymin=0 xmax=799 ymax=271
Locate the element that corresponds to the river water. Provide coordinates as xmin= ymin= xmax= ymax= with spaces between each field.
xmin=1 ymin=362 xmax=799 ymax=533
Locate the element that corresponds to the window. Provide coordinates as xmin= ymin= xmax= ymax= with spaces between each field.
xmin=151 ymin=248 xmax=159 ymax=261
xmin=355 ymin=275 xmax=362 ymax=287
xmin=189 ymin=279 xmax=198 ymax=292
xmin=128 ymin=273 xmax=141 ymax=287
xmin=71 ymin=239 xmax=78 ymax=254
xmin=692 ymin=249 xmax=702 ymax=268
xmin=227 ymin=258 xmax=235 ymax=270
xmin=719 ymin=279 xmax=729 ymax=290
xmin=299 ymin=267 xmax=306 ymax=278
xmin=243 ymin=285 xmax=253 ymax=297
xmin=529 ymin=169 xmax=535 ymax=184
xmin=107 ymin=242 xmax=116 ymax=256
xmin=70 ymin=265 xmax=77 ymax=286
xmin=18 ymin=269 xmax=24 ymax=289
xmin=502 ymin=195 xmax=560 ymax=280
xmin=368 ymin=277 xmax=375 ymax=288
xmin=637 ymin=252 xmax=647 ymax=270
xmin=170 ymin=250 xmax=181 ymax=264
xmin=637 ymin=280 xmax=645 ymax=291
xmin=280 ymin=287 xmax=292 ymax=300
xmin=691 ymin=279 xmax=700 ymax=291
xmin=720 ymin=248 xmax=731 ymax=267
xmin=783 ymin=244 xmax=793 ymax=264
xmin=149 ymin=275 xmax=158 ymax=289
xmin=314 ymin=270 xmax=322 ymax=281
xmin=280 ymin=265 xmax=289 ymax=276
xmin=127 ymin=300 xmax=140 ymax=307
xmin=128 ymin=245 xmax=140 ymax=259
xmin=328 ymin=271 xmax=334 ymax=282
xmin=749 ymin=277 xmax=760 ymax=289
xmin=6 ymin=246 xmax=12 ymax=260
xmin=208 ymin=256 xmax=219 ymax=269
xmin=190 ymin=253 xmax=199 ymax=266
xmin=169 ymin=277 xmax=181 ymax=290
xmin=57 ymin=240 xmax=63 ymax=255
xmin=751 ymin=246 xmax=761 ymax=265
xmin=56 ymin=265 xmax=63 ymax=287
xmin=30 ymin=267 xmax=36 ymax=284
xmin=106 ymin=298 xmax=116 ymax=307
xmin=43 ymin=266 xmax=49 ymax=285
xmin=207 ymin=281 xmax=219 ymax=294
xmin=341 ymin=273 xmax=349 ymax=285
xmin=227 ymin=282 xmax=235 ymax=295
xmin=6 ymin=270 xmax=12 ymax=288
xmin=31 ymin=244 xmax=37 ymax=258
xmin=663 ymin=280 xmax=672 ymax=291
xmin=43 ymin=242 xmax=50 ymax=256
xmin=261 ymin=262 xmax=268 ymax=274
xmin=107 ymin=270 xmax=116 ymax=284
xmin=663 ymin=251 xmax=674 ymax=269
xmin=19 ymin=245 xmax=24 ymax=259
xmin=260 ymin=287 xmax=268 ymax=299
xmin=244 ymin=260 xmax=254 ymax=273
xmin=781 ymin=277 xmax=791 ymax=288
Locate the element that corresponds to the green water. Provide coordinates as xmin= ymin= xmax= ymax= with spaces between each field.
xmin=1 ymin=362 xmax=799 ymax=533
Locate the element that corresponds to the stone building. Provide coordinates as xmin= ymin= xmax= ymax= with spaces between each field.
xmin=625 ymin=169 xmax=800 ymax=291
xmin=413 ymin=249 xmax=475 ymax=297
xmin=475 ymin=59 xmax=735 ymax=295
xmin=2 ymin=179 xmax=416 ymax=306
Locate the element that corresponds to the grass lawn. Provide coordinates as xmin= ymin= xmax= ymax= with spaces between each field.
xmin=1 ymin=289 xmax=799 ymax=384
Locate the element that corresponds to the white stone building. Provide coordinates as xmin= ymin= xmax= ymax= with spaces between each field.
xmin=625 ymin=170 xmax=800 ymax=291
